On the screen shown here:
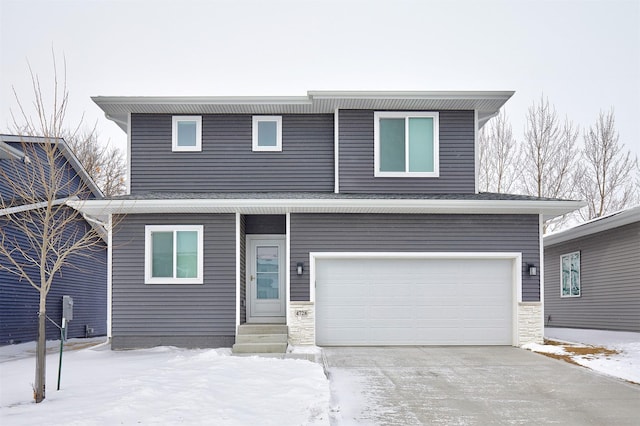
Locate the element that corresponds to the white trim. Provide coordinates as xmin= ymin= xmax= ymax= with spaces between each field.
xmin=560 ymin=251 xmax=581 ymax=298
xmin=544 ymin=204 xmax=640 ymax=246
xmin=107 ymin=214 xmax=113 ymax=338
xmin=126 ymin=112 xmax=131 ymax=194
xmin=474 ymin=109 xmax=479 ymax=194
xmin=72 ymin=197 xmax=586 ymax=221
xmin=373 ymin=111 xmax=440 ymax=178
xmin=235 ymin=213 xmax=241 ymax=328
xmin=334 ymin=108 xmax=339 ymax=193
xmin=252 ymin=116 xmax=282 ymax=152
xmin=309 ymin=251 xmax=522 ymax=346
xmin=144 ymin=225 xmax=204 ymax=284
xmin=172 ymin=116 xmax=202 ymax=152
xmin=539 ymin=214 xmax=545 ymax=331
xmin=0 ymin=197 xmax=69 ymax=216
xmin=285 ymin=213 xmax=291 ymax=326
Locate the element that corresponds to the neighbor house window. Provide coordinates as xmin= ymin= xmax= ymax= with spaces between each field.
xmin=252 ymin=116 xmax=282 ymax=152
xmin=145 ymin=225 xmax=203 ymax=284
xmin=172 ymin=116 xmax=202 ymax=152
xmin=374 ymin=111 xmax=439 ymax=177
xmin=560 ymin=251 xmax=580 ymax=297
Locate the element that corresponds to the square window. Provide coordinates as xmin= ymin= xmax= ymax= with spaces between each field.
xmin=374 ymin=112 xmax=439 ymax=177
xmin=145 ymin=225 xmax=203 ymax=284
xmin=172 ymin=116 xmax=202 ymax=152
xmin=252 ymin=116 xmax=282 ymax=151
xmin=560 ymin=251 xmax=580 ymax=297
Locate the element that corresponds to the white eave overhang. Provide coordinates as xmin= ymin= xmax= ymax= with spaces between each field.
xmin=92 ymin=90 xmax=515 ymax=132
xmin=68 ymin=197 xmax=584 ymax=223
xmin=544 ymin=204 xmax=640 ymax=246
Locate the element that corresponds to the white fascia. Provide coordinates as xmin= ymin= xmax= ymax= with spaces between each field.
xmin=474 ymin=110 xmax=479 ymax=194
xmin=334 ymin=108 xmax=339 ymax=193
xmin=126 ymin=112 xmax=132 ymax=195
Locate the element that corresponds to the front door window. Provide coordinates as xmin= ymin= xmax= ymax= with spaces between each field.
xmin=256 ymin=246 xmax=280 ymax=300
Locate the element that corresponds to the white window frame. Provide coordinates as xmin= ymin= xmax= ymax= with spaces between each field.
xmin=172 ymin=116 xmax=202 ymax=152
xmin=145 ymin=225 xmax=204 ymax=284
xmin=252 ymin=116 xmax=282 ymax=152
xmin=560 ymin=251 xmax=580 ymax=298
xmin=374 ymin=111 xmax=439 ymax=177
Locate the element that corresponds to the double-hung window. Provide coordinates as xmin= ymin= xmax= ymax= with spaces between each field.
xmin=374 ymin=111 xmax=439 ymax=177
xmin=252 ymin=116 xmax=282 ymax=152
xmin=172 ymin=116 xmax=202 ymax=152
xmin=145 ymin=225 xmax=203 ymax=284
xmin=560 ymin=251 xmax=580 ymax=297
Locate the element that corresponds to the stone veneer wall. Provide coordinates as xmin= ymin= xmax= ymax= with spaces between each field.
xmin=518 ymin=302 xmax=543 ymax=345
xmin=288 ymin=302 xmax=315 ymax=345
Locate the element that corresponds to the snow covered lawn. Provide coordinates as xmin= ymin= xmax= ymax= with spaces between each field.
xmin=0 ymin=340 xmax=330 ymax=425
xmin=522 ymin=327 xmax=640 ymax=384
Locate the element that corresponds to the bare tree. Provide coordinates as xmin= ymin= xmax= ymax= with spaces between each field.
xmin=478 ymin=110 xmax=521 ymax=193
xmin=0 ymin=56 xmax=106 ymax=403
xmin=62 ymin=129 xmax=126 ymax=196
xmin=521 ymin=95 xmax=580 ymax=231
xmin=578 ymin=109 xmax=639 ymax=220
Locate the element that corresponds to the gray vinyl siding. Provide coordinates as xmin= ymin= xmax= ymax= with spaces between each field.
xmin=338 ymin=110 xmax=476 ymax=193
xmin=544 ymin=222 xmax=640 ymax=332
xmin=245 ymin=215 xmax=286 ymax=234
xmin=111 ymin=214 xmax=236 ymax=348
xmin=130 ymin=114 xmax=334 ymax=193
xmin=290 ymin=213 xmax=540 ymax=301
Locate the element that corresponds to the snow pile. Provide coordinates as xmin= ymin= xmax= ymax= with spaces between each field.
xmin=0 ymin=342 xmax=330 ymax=425
xmin=524 ymin=328 xmax=640 ymax=384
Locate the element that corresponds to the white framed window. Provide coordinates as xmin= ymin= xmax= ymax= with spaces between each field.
xmin=374 ymin=111 xmax=439 ymax=177
xmin=172 ymin=116 xmax=202 ymax=152
xmin=560 ymin=251 xmax=580 ymax=297
xmin=145 ymin=225 xmax=204 ymax=284
xmin=252 ymin=116 xmax=282 ymax=152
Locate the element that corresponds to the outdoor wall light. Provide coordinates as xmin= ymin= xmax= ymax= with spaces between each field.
xmin=296 ymin=262 xmax=304 ymax=276
xmin=528 ymin=264 xmax=538 ymax=276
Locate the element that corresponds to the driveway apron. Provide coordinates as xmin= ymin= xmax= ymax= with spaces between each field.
xmin=324 ymin=346 xmax=640 ymax=425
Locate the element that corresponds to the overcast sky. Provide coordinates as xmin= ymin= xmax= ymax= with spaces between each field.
xmin=1 ymin=0 xmax=639 ymax=158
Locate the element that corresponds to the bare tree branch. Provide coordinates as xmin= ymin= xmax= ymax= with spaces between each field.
xmin=478 ymin=110 xmax=521 ymax=193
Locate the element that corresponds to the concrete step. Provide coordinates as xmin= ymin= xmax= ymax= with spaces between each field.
xmin=235 ymin=333 xmax=288 ymax=344
xmin=232 ymin=342 xmax=288 ymax=354
xmin=237 ymin=324 xmax=288 ymax=335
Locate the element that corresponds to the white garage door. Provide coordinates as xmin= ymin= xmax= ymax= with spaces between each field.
xmin=315 ymin=256 xmax=514 ymax=346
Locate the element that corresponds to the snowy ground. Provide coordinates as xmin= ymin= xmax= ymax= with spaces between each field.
xmin=0 ymin=339 xmax=330 ymax=425
xmin=522 ymin=327 xmax=640 ymax=384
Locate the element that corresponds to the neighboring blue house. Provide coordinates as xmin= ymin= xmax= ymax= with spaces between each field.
xmin=75 ymin=91 xmax=582 ymax=352
xmin=544 ymin=205 xmax=640 ymax=332
xmin=0 ymin=135 xmax=107 ymax=345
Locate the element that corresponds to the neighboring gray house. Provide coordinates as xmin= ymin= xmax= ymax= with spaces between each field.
xmin=544 ymin=206 xmax=640 ymax=332
xmin=0 ymin=135 xmax=107 ymax=344
xmin=74 ymin=91 xmax=582 ymax=351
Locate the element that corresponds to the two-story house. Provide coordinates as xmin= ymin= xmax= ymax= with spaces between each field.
xmin=74 ymin=91 xmax=582 ymax=351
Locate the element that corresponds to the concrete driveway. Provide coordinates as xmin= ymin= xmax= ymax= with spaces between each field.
xmin=323 ymin=346 xmax=640 ymax=425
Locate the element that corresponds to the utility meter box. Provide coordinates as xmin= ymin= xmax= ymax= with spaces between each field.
xmin=62 ymin=295 xmax=73 ymax=322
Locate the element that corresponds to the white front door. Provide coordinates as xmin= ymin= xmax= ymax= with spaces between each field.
xmin=247 ymin=236 xmax=286 ymax=323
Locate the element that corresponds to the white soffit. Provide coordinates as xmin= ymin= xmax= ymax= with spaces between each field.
xmin=69 ymin=198 xmax=583 ymax=222
xmin=92 ymin=90 xmax=515 ymax=132
xmin=544 ymin=205 xmax=640 ymax=246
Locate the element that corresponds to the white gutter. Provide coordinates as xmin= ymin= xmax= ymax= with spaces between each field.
xmin=68 ymin=197 xmax=585 ymax=221
xmin=0 ymin=198 xmax=69 ymax=216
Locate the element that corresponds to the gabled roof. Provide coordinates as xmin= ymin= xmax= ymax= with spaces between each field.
xmin=544 ymin=205 xmax=640 ymax=246
xmin=0 ymin=134 xmax=103 ymax=200
xmin=68 ymin=191 xmax=584 ymax=222
xmin=93 ymin=90 xmax=514 ymax=132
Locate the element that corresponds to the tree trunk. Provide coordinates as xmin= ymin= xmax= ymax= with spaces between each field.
xmin=34 ymin=292 xmax=47 ymax=402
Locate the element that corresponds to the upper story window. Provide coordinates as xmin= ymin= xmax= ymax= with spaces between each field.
xmin=374 ymin=112 xmax=439 ymax=177
xmin=145 ymin=225 xmax=204 ymax=284
xmin=172 ymin=116 xmax=202 ymax=152
xmin=252 ymin=116 xmax=282 ymax=152
xmin=560 ymin=251 xmax=580 ymax=297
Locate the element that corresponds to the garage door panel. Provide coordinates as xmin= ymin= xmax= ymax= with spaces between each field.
xmin=315 ymin=257 xmax=514 ymax=346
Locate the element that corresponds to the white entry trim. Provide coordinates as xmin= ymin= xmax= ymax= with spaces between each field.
xmin=309 ymin=251 xmax=523 ymax=345
xmin=285 ymin=213 xmax=291 ymax=326
xmin=235 ymin=213 xmax=241 ymax=327
xmin=246 ymin=234 xmax=286 ymax=323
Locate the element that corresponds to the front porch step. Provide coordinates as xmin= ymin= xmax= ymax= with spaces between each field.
xmin=237 ymin=324 xmax=288 ymax=335
xmin=233 ymin=324 xmax=289 ymax=354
